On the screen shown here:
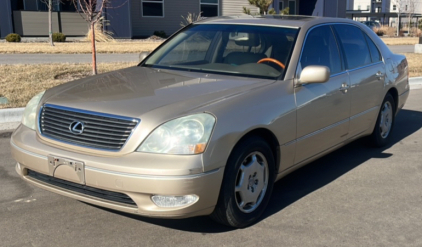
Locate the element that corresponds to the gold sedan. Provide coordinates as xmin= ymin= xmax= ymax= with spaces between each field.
xmin=11 ymin=16 xmax=409 ymax=228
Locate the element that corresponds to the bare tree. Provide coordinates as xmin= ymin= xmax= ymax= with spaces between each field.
xmin=391 ymin=0 xmax=419 ymax=36
xmin=404 ymin=0 xmax=417 ymax=36
xmin=69 ymin=0 xmax=125 ymax=75
xmin=68 ymin=0 xmax=106 ymax=75
xmin=40 ymin=0 xmax=60 ymax=46
xmin=391 ymin=0 xmax=420 ymax=36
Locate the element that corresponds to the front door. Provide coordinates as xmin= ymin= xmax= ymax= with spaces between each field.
xmin=294 ymin=25 xmax=351 ymax=164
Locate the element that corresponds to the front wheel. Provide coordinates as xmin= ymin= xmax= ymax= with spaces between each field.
xmin=210 ymin=136 xmax=275 ymax=228
xmin=370 ymin=93 xmax=396 ymax=147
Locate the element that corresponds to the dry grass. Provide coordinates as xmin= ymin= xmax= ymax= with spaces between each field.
xmin=0 ymin=42 xmax=162 ymax=54
xmin=0 ymin=62 xmax=137 ymax=109
xmin=409 ymin=27 xmax=422 ymax=37
xmin=402 ymin=53 xmax=422 ymax=77
xmin=375 ymin=26 xmax=396 ymax=36
xmin=85 ymin=17 xmax=116 ymax=43
xmin=381 ymin=37 xmax=419 ymax=45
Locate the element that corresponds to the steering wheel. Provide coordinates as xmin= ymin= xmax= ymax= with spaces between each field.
xmin=257 ymin=58 xmax=285 ymax=69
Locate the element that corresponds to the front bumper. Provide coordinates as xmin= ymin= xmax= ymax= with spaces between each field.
xmin=11 ymin=125 xmax=225 ymax=218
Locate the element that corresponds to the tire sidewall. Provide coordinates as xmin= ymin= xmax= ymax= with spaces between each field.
xmin=372 ymin=93 xmax=396 ymax=147
xmin=220 ymin=136 xmax=275 ymax=228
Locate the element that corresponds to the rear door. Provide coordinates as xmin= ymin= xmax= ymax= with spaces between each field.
xmin=333 ymin=24 xmax=386 ymax=137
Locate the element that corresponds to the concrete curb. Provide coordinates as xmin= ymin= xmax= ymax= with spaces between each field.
xmin=0 ymin=108 xmax=24 ymax=135
xmin=0 ymin=108 xmax=24 ymax=123
xmin=409 ymin=77 xmax=422 ymax=84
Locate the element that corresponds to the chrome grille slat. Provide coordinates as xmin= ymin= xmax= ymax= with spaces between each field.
xmin=39 ymin=105 xmax=139 ymax=151
xmin=42 ymin=116 xmax=132 ymax=134
xmin=43 ymin=112 xmax=135 ymax=129
xmin=44 ymin=133 xmax=123 ymax=149
xmin=42 ymin=119 xmax=71 ymax=129
xmin=43 ymin=128 xmax=127 ymax=145
xmin=44 ymin=108 xmax=137 ymax=126
xmin=42 ymin=116 xmax=72 ymax=125
xmin=81 ymin=129 xmax=131 ymax=137
xmin=42 ymin=126 xmax=128 ymax=142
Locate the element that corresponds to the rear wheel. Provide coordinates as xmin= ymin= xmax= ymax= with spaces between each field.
xmin=210 ymin=136 xmax=275 ymax=228
xmin=370 ymin=93 xmax=396 ymax=147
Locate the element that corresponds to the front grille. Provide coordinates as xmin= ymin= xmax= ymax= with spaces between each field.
xmin=27 ymin=169 xmax=137 ymax=206
xmin=39 ymin=104 xmax=139 ymax=151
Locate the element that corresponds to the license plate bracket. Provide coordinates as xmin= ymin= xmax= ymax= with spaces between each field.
xmin=47 ymin=155 xmax=85 ymax=185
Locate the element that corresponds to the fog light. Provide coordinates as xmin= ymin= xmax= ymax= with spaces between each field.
xmin=151 ymin=195 xmax=198 ymax=208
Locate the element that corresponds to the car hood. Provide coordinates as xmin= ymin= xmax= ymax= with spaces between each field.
xmin=43 ymin=66 xmax=275 ymax=118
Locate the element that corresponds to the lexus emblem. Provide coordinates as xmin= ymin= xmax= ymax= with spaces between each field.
xmin=69 ymin=121 xmax=85 ymax=135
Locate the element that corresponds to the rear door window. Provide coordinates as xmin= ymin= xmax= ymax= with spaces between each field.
xmin=333 ymin=25 xmax=372 ymax=70
xmin=364 ymin=34 xmax=382 ymax=63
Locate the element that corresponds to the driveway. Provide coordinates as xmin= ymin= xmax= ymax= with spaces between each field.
xmin=1 ymin=89 xmax=422 ymax=246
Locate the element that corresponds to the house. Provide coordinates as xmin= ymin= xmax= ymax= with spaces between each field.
xmin=346 ymin=0 xmax=422 ymax=27
xmin=0 ymin=0 xmax=88 ymax=38
xmin=270 ymin=0 xmax=346 ymax=17
xmin=1 ymin=0 xmax=346 ymax=39
xmin=125 ymin=0 xmax=346 ymax=38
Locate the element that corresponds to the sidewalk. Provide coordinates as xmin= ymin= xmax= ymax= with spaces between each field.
xmin=0 ymin=53 xmax=139 ymax=64
xmin=0 ymin=45 xmax=411 ymax=65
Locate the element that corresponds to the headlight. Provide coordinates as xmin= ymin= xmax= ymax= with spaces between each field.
xmin=22 ymin=91 xmax=45 ymax=130
xmin=137 ymin=113 xmax=216 ymax=155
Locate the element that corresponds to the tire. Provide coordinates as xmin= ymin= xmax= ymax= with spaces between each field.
xmin=370 ymin=93 xmax=396 ymax=147
xmin=210 ymin=136 xmax=275 ymax=228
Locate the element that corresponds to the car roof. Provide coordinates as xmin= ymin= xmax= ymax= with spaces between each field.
xmin=196 ymin=15 xmax=358 ymax=29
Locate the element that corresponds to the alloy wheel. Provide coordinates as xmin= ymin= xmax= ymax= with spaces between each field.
xmin=234 ymin=151 xmax=269 ymax=213
xmin=379 ymin=101 xmax=393 ymax=138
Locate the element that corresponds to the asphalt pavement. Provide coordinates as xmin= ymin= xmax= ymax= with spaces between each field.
xmin=1 ymin=89 xmax=422 ymax=246
xmin=0 ymin=45 xmax=415 ymax=65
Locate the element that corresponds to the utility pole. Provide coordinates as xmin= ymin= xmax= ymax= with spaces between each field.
xmin=336 ymin=0 xmax=339 ymax=17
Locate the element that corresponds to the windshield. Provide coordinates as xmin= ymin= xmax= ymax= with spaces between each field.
xmin=143 ymin=24 xmax=299 ymax=79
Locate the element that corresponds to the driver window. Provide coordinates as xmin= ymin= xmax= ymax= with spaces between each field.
xmin=300 ymin=25 xmax=342 ymax=75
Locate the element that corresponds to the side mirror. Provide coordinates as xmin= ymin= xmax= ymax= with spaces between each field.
xmin=139 ymin=51 xmax=150 ymax=62
xmin=298 ymin=66 xmax=330 ymax=85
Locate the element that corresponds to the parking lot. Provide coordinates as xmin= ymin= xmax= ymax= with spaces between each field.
xmin=1 ymin=89 xmax=422 ymax=247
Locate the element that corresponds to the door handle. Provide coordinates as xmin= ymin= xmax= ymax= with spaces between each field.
xmin=339 ymin=83 xmax=348 ymax=93
xmin=376 ymin=71 xmax=384 ymax=80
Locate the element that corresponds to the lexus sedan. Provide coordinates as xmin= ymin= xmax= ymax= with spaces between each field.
xmin=11 ymin=16 xmax=409 ymax=228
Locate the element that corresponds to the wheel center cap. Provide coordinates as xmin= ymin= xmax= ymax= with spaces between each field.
xmin=248 ymin=177 xmax=256 ymax=188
